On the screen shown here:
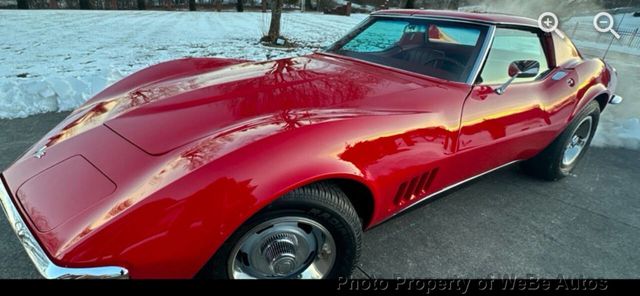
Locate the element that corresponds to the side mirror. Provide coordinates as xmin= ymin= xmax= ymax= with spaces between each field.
xmin=495 ymin=60 xmax=540 ymax=95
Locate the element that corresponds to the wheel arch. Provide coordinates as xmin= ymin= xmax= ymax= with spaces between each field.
xmin=195 ymin=171 xmax=377 ymax=278
xmin=593 ymin=92 xmax=610 ymax=111
xmin=264 ymin=173 xmax=377 ymax=230
xmin=572 ymin=83 xmax=610 ymax=119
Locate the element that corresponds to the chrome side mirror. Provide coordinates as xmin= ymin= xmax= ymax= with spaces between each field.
xmin=494 ymin=60 xmax=540 ymax=95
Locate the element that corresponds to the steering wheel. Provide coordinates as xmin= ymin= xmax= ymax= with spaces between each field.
xmin=423 ymin=57 xmax=466 ymax=79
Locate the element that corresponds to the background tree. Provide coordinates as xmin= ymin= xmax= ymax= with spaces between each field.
xmin=400 ymin=0 xmax=415 ymax=8
xmin=17 ymin=0 xmax=29 ymax=8
xmin=189 ymin=0 xmax=196 ymax=10
xmin=79 ymin=0 xmax=91 ymax=9
xmin=137 ymin=0 xmax=146 ymax=10
xmin=262 ymin=0 xmax=283 ymax=44
xmin=236 ymin=0 xmax=244 ymax=11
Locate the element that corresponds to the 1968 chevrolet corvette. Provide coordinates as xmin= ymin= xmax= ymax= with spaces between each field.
xmin=0 ymin=10 xmax=623 ymax=279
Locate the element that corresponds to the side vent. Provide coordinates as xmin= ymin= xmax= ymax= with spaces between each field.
xmin=394 ymin=168 xmax=439 ymax=205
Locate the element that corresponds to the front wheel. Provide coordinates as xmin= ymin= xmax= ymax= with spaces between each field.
xmin=522 ymin=100 xmax=600 ymax=181
xmin=201 ymin=182 xmax=362 ymax=279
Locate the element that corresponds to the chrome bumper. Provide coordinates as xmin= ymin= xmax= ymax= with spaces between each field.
xmin=0 ymin=180 xmax=128 ymax=279
xmin=610 ymin=95 xmax=623 ymax=105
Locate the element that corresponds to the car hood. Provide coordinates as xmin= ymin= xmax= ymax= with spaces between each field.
xmin=53 ymin=54 xmax=425 ymax=155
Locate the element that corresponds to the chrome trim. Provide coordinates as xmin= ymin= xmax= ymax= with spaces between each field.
xmin=609 ymin=95 xmax=623 ymax=105
xmin=562 ymin=116 xmax=592 ymax=166
xmin=468 ymin=25 xmax=496 ymax=85
xmin=382 ymin=160 xmax=521 ymax=223
xmin=228 ymin=217 xmax=336 ymax=279
xmin=0 ymin=181 xmax=129 ymax=279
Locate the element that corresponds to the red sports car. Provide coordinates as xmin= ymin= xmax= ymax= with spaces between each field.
xmin=0 ymin=10 xmax=622 ymax=279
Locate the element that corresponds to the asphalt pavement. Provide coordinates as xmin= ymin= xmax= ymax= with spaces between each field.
xmin=1 ymin=112 xmax=639 ymax=279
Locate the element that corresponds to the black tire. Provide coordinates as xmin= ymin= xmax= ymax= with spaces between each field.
xmin=200 ymin=182 xmax=362 ymax=279
xmin=522 ymin=100 xmax=600 ymax=181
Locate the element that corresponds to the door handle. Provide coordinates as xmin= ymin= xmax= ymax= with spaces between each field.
xmin=567 ymin=78 xmax=575 ymax=87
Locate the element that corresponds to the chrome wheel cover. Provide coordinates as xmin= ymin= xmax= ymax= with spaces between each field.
xmin=228 ymin=217 xmax=336 ymax=279
xmin=562 ymin=116 xmax=593 ymax=167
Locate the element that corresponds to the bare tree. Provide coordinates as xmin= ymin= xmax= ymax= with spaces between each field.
xmin=400 ymin=0 xmax=415 ymax=8
xmin=17 ymin=0 xmax=29 ymax=8
xmin=79 ymin=0 xmax=91 ymax=9
xmin=137 ymin=0 xmax=146 ymax=10
xmin=189 ymin=0 xmax=196 ymax=10
xmin=236 ymin=0 xmax=244 ymax=11
xmin=262 ymin=0 xmax=283 ymax=44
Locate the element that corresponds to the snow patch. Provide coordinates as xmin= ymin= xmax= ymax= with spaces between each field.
xmin=593 ymin=118 xmax=640 ymax=150
xmin=0 ymin=10 xmax=366 ymax=119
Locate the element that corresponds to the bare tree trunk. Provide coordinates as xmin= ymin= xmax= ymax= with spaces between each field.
xmin=17 ymin=0 xmax=29 ymax=8
xmin=401 ymin=0 xmax=415 ymax=8
xmin=137 ymin=0 xmax=146 ymax=9
xmin=236 ymin=0 xmax=244 ymax=12
xmin=266 ymin=0 xmax=283 ymax=43
xmin=79 ymin=0 xmax=91 ymax=9
xmin=189 ymin=0 xmax=196 ymax=10
xmin=261 ymin=0 xmax=267 ymax=12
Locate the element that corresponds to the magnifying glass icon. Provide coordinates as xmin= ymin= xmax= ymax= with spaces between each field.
xmin=538 ymin=12 xmax=565 ymax=39
xmin=593 ymin=12 xmax=620 ymax=39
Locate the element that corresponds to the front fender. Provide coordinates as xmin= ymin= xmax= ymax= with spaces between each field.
xmin=59 ymin=111 xmax=417 ymax=278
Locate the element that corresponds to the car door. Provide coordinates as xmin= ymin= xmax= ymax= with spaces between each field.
xmin=454 ymin=27 xmax=579 ymax=180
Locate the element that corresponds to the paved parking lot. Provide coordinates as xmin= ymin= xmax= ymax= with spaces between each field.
xmin=1 ymin=112 xmax=639 ymax=279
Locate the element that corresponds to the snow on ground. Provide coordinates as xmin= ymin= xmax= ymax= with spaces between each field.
xmin=0 ymin=10 xmax=638 ymax=149
xmin=0 ymin=10 xmax=366 ymax=118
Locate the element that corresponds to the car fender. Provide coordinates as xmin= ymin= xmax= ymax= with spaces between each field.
xmin=165 ymin=126 xmax=379 ymax=278
xmin=572 ymin=83 xmax=610 ymax=120
xmin=57 ymin=111 xmax=395 ymax=278
xmin=569 ymin=59 xmax=612 ymax=121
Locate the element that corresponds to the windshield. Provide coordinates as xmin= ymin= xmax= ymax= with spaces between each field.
xmin=326 ymin=17 xmax=489 ymax=83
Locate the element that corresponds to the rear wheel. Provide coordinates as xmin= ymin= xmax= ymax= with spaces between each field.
xmin=202 ymin=182 xmax=362 ymax=279
xmin=522 ymin=100 xmax=600 ymax=181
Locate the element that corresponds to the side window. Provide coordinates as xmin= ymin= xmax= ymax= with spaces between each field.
xmin=553 ymin=32 xmax=581 ymax=66
xmin=479 ymin=28 xmax=550 ymax=85
xmin=342 ymin=20 xmax=409 ymax=53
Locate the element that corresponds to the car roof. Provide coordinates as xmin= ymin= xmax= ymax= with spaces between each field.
xmin=372 ymin=9 xmax=539 ymax=28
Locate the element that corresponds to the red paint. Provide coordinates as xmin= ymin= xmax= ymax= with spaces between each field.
xmin=1 ymin=11 xmax=616 ymax=278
